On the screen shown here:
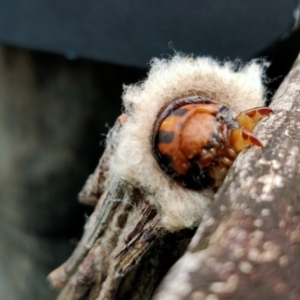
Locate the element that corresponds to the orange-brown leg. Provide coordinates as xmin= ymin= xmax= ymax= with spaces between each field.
xmin=236 ymin=107 xmax=272 ymax=131
xmin=208 ymin=165 xmax=228 ymax=180
xmin=229 ymin=128 xmax=262 ymax=152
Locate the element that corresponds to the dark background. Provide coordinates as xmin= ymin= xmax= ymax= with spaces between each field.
xmin=0 ymin=1 xmax=300 ymax=299
xmin=0 ymin=0 xmax=298 ymax=67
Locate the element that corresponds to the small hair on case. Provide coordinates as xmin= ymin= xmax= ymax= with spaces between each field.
xmin=106 ymin=54 xmax=268 ymax=232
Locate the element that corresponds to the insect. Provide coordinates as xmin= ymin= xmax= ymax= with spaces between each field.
xmin=152 ymin=95 xmax=272 ymax=190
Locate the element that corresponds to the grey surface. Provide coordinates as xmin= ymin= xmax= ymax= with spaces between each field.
xmin=0 ymin=0 xmax=297 ymax=67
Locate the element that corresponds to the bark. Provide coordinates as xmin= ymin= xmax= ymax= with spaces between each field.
xmin=49 ymin=53 xmax=300 ymax=299
xmin=153 ymin=54 xmax=300 ymax=299
xmin=48 ymin=116 xmax=195 ymax=300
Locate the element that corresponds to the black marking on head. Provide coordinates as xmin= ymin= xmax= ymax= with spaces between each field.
xmin=158 ymin=152 xmax=173 ymax=166
xmin=155 ymin=152 xmax=176 ymax=176
xmin=171 ymin=107 xmax=188 ymax=116
xmin=157 ymin=130 xmax=175 ymax=144
xmin=189 ymin=154 xmax=200 ymax=161
xmin=178 ymin=163 xmax=211 ymax=190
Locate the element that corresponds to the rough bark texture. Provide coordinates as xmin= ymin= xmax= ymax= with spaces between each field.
xmin=49 ymin=53 xmax=300 ymax=299
xmin=153 ymin=54 xmax=300 ymax=299
xmin=48 ymin=116 xmax=195 ymax=299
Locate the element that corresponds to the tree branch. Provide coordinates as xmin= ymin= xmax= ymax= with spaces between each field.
xmin=49 ymin=54 xmax=300 ymax=300
xmin=48 ymin=116 xmax=194 ymax=300
xmin=154 ymin=54 xmax=300 ymax=299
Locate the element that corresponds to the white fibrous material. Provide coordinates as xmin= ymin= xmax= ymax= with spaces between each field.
xmin=107 ymin=54 xmax=267 ymax=232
